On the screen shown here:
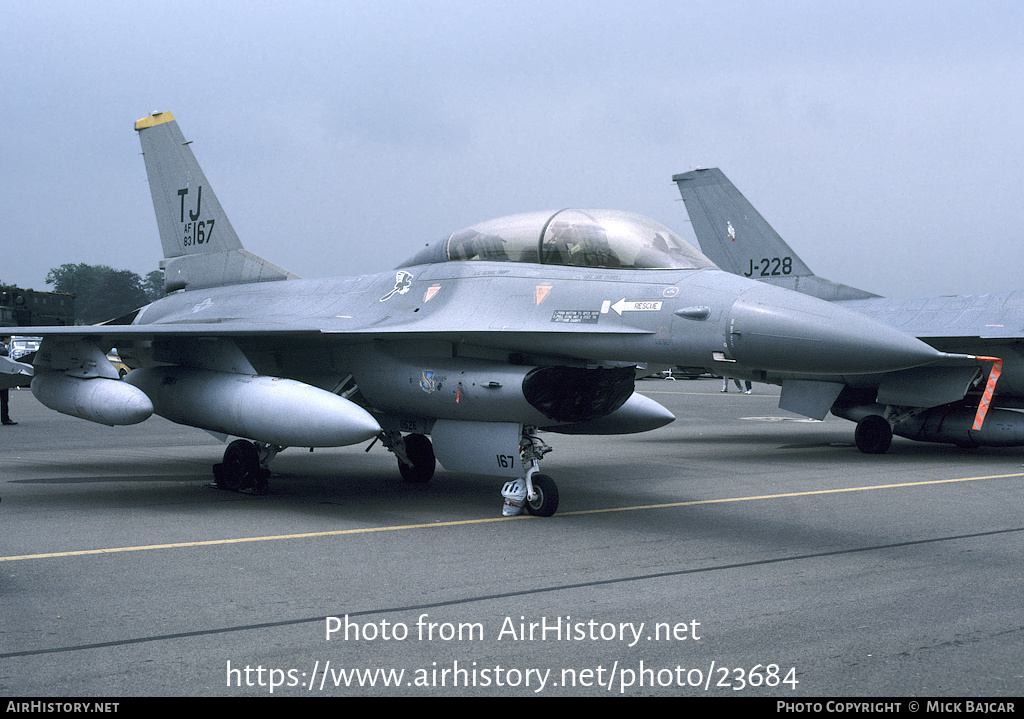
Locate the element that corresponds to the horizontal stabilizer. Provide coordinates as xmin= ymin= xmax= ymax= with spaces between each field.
xmin=0 ymin=356 xmax=32 ymax=390
xmin=876 ymin=365 xmax=980 ymax=408
xmin=162 ymin=249 xmax=298 ymax=293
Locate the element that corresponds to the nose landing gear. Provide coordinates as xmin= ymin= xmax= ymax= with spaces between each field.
xmin=501 ymin=427 xmax=559 ymax=517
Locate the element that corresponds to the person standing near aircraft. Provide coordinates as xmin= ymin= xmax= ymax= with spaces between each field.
xmin=1 ymin=336 xmax=17 ymax=425
xmin=721 ymin=377 xmax=752 ymax=394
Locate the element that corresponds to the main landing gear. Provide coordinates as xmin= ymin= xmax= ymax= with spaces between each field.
xmin=854 ymin=414 xmax=893 ymax=454
xmin=212 ymin=439 xmax=279 ymax=494
xmin=385 ymin=431 xmax=436 ymax=483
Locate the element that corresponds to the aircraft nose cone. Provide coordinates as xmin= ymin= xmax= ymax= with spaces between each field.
xmin=726 ymin=284 xmax=942 ymax=374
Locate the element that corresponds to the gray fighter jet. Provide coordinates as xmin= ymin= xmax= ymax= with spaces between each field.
xmin=16 ymin=114 xmax=971 ymax=515
xmin=675 ymin=167 xmax=1021 ymax=454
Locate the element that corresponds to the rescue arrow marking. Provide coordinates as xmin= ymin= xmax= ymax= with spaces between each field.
xmin=605 ymin=298 xmax=663 ymax=316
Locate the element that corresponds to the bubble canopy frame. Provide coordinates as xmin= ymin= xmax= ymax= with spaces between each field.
xmin=399 ymin=209 xmax=714 ymax=271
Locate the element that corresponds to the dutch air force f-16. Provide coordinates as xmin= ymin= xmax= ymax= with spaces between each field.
xmin=15 ymin=114 xmax=972 ymax=515
xmin=675 ymin=167 xmax=1022 ymax=455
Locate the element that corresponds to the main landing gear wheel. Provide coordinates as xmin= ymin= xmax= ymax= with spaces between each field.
xmin=398 ymin=433 xmax=436 ymax=483
xmin=526 ymin=473 xmax=559 ymax=517
xmin=855 ymin=415 xmax=893 ymax=455
xmin=213 ymin=439 xmax=270 ymax=493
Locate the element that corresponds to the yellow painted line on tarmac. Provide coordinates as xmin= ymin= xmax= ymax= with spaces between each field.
xmin=3 ymin=472 xmax=1022 ymax=563
xmin=0 ymin=515 xmax=531 ymax=562
xmin=557 ymin=472 xmax=1024 ymax=516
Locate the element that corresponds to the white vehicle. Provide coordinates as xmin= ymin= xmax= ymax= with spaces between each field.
xmin=10 ymin=336 xmax=41 ymax=361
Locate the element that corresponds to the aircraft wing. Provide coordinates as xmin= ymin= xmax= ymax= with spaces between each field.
xmin=17 ymin=318 xmax=655 ymax=386
xmin=15 ymin=320 xmax=651 ymax=342
xmin=837 ymin=293 xmax=1024 ymax=340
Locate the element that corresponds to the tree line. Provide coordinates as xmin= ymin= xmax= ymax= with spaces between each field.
xmin=45 ymin=264 xmax=165 ymax=325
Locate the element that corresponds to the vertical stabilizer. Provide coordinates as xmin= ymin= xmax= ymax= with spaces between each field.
xmin=673 ymin=168 xmax=811 ymax=277
xmin=136 ymin=112 xmax=298 ymax=292
xmin=673 ymin=168 xmax=876 ymax=301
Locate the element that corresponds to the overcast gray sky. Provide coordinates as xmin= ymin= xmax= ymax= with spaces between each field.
xmin=3 ymin=0 xmax=1023 ymax=298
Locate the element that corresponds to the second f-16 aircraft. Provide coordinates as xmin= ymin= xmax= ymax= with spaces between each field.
xmin=675 ymin=167 xmax=1022 ymax=455
xmin=14 ymin=114 xmax=980 ymax=515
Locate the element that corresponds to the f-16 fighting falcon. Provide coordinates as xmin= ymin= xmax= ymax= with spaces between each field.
xmin=676 ymin=167 xmax=1019 ymax=455
xmin=10 ymin=114 xmax=975 ymax=515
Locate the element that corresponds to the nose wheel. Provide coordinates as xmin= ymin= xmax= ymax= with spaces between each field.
xmin=525 ymin=472 xmax=559 ymax=517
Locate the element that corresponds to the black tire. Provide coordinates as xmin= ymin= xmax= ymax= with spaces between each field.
xmin=525 ymin=473 xmax=559 ymax=517
xmin=398 ymin=433 xmax=436 ymax=483
xmin=855 ymin=415 xmax=893 ymax=455
xmin=219 ymin=439 xmax=259 ymax=491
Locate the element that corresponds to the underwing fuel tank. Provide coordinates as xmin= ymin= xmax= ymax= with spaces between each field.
xmin=894 ymin=406 xmax=1024 ymax=447
xmin=31 ymin=372 xmax=154 ymax=426
xmin=125 ymin=367 xmax=382 ymax=447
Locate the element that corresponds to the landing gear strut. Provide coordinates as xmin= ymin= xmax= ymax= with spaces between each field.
xmin=501 ymin=427 xmax=559 ymax=517
xmin=212 ymin=439 xmax=279 ymax=494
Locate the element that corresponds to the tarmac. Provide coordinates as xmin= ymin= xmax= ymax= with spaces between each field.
xmin=1 ymin=379 xmax=1022 ymax=697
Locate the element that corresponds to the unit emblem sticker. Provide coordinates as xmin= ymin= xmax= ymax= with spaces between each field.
xmin=380 ymin=271 xmax=414 ymax=301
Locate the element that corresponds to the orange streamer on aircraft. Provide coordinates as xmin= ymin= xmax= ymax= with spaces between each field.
xmin=973 ymin=357 xmax=1002 ymax=430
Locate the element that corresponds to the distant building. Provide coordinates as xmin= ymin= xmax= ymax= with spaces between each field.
xmin=0 ymin=285 xmax=75 ymax=327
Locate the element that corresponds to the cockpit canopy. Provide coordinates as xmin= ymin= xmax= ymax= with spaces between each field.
xmin=398 ymin=209 xmax=714 ymax=270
